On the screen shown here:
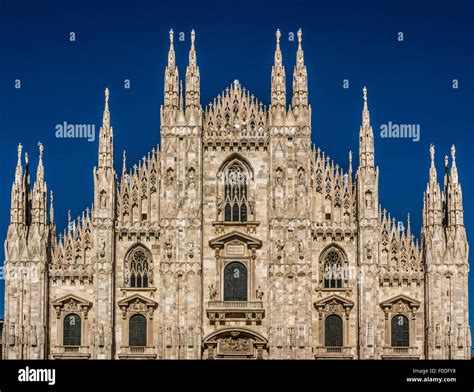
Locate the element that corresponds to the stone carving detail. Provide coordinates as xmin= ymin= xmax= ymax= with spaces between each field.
xmin=220 ymin=336 xmax=251 ymax=352
xmin=297 ymin=240 xmax=304 ymax=259
xmin=99 ymin=238 xmax=106 ymax=258
xmin=208 ymin=283 xmax=218 ymax=300
xmin=276 ymin=239 xmax=285 ymax=259
xmin=98 ymin=323 xmax=105 ymax=348
xmin=256 ymin=286 xmax=264 ymax=300
xmin=165 ymin=240 xmax=173 ymax=259
xmin=367 ymin=323 xmax=374 ymax=347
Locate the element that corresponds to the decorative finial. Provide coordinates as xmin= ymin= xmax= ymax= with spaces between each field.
xmin=17 ymin=143 xmax=22 ymax=163
xmin=276 ymin=29 xmax=281 ymax=44
xmin=105 ymin=88 xmax=109 ymax=104
xmin=191 ymin=29 xmax=195 ymax=45
xmin=297 ymin=28 xmax=302 ymax=46
xmin=363 ymin=86 xmax=367 ymax=102
xmin=38 ymin=141 xmax=44 ymax=160
xmin=68 ymin=209 xmax=71 ymax=224
xmin=429 ymin=144 xmax=435 ymax=162
xmin=169 ymin=29 xmax=174 ymax=44
xmin=25 ymin=152 xmax=29 ymax=165
xmin=444 ymin=155 xmax=449 ymax=168
xmin=451 ymin=144 xmax=456 ymax=161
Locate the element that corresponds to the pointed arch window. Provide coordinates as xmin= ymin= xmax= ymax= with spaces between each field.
xmin=391 ymin=315 xmax=409 ymax=347
xmin=126 ymin=246 xmax=152 ymax=288
xmin=129 ymin=314 xmax=147 ymax=347
xmin=224 ymin=163 xmax=248 ymax=222
xmin=325 ymin=314 xmax=343 ymax=347
xmin=323 ymin=249 xmax=343 ymax=288
xmin=63 ymin=314 xmax=81 ymax=346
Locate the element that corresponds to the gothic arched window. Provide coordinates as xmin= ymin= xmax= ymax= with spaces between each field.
xmin=224 ymin=163 xmax=248 ymax=222
xmin=391 ymin=314 xmax=409 ymax=347
xmin=129 ymin=314 xmax=147 ymax=347
xmin=224 ymin=262 xmax=248 ymax=301
xmin=323 ymin=249 xmax=343 ymax=288
xmin=325 ymin=314 xmax=343 ymax=347
xmin=63 ymin=314 xmax=81 ymax=346
xmin=126 ymin=247 xmax=152 ymax=288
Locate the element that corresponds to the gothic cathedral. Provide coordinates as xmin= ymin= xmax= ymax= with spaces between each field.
xmin=2 ymin=29 xmax=470 ymax=359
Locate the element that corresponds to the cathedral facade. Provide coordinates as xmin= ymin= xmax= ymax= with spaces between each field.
xmin=2 ymin=29 xmax=471 ymax=360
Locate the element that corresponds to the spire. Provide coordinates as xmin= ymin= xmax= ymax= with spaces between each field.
xmin=450 ymin=145 xmax=458 ymax=184
xmin=164 ymin=29 xmax=179 ymax=110
xmin=122 ymin=150 xmax=127 ymax=177
xmin=423 ymin=143 xmax=443 ymax=232
xmin=407 ymin=212 xmax=411 ymax=238
xmin=10 ymin=143 xmax=26 ymax=225
xmin=31 ymin=142 xmax=47 ymax=225
xmin=443 ymin=154 xmax=449 ymax=189
xmin=179 ymin=80 xmax=184 ymax=111
xmin=15 ymin=143 xmax=23 ymax=184
xmin=49 ymin=190 xmax=55 ymax=225
xmin=362 ymin=86 xmax=370 ymax=127
xmin=271 ymin=29 xmax=286 ymax=108
xmin=296 ymin=27 xmax=304 ymax=67
xmin=36 ymin=142 xmax=44 ymax=181
xmin=168 ymin=28 xmax=175 ymax=68
xmin=103 ymin=87 xmax=110 ymax=129
xmin=185 ymin=29 xmax=201 ymax=110
xmin=429 ymin=143 xmax=437 ymax=184
xmin=98 ymin=88 xmax=114 ymax=170
xmin=445 ymin=144 xmax=464 ymax=228
xmin=358 ymin=87 xmax=374 ymax=168
xmin=348 ymin=150 xmax=353 ymax=176
xmin=291 ymin=28 xmax=308 ymax=109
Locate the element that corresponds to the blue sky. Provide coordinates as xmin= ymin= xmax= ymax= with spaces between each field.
xmin=0 ymin=0 xmax=473 ymax=331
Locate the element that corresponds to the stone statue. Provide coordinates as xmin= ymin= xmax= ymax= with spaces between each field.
xmin=208 ymin=283 xmax=218 ymax=300
xmin=165 ymin=241 xmax=173 ymax=258
xmin=256 ymin=286 xmax=264 ymax=300
xmin=99 ymin=238 xmax=106 ymax=258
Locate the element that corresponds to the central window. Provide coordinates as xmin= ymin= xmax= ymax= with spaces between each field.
xmin=391 ymin=314 xmax=409 ymax=347
xmin=325 ymin=314 xmax=343 ymax=347
xmin=224 ymin=262 xmax=248 ymax=301
xmin=224 ymin=163 xmax=248 ymax=222
xmin=63 ymin=314 xmax=81 ymax=346
xmin=129 ymin=314 xmax=147 ymax=347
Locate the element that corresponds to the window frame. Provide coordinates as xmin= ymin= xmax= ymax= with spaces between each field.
xmin=63 ymin=313 xmax=81 ymax=347
xmin=129 ymin=314 xmax=147 ymax=347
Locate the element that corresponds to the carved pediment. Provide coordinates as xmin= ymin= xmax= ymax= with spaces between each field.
xmin=118 ymin=294 xmax=158 ymax=319
xmin=380 ymin=294 xmax=420 ymax=312
xmin=209 ymin=230 xmax=262 ymax=250
xmin=51 ymin=294 xmax=92 ymax=319
xmin=314 ymin=294 xmax=354 ymax=314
